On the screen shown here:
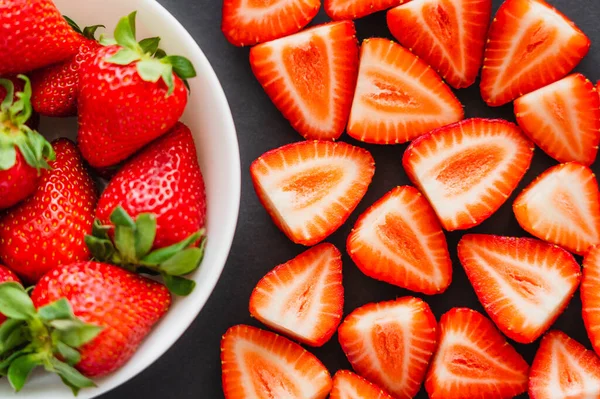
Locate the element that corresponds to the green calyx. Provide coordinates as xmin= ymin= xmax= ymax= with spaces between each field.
xmin=103 ymin=11 xmax=196 ymax=96
xmin=63 ymin=15 xmax=104 ymax=41
xmin=0 ymin=75 xmax=55 ymax=172
xmin=0 ymin=282 xmax=102 ymax=395
xmin=85 ymin=206 xmax=205 ymax=296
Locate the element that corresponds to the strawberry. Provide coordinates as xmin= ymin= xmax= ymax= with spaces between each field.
xmin=347 ymin=186 xmax=452 ymax=295
xmin=330 ymin=370 xmax=394 ymax=399
xmin=0 ymin=139 xmax=97 ymax=283
xmin=403 ymin=118 xmax=534 ymax=231
xmin=30 ymin=18 xmax=103 ymax=117
xmin=222 ymin=0 xmax=320 ymax=46
xmin=77 ymin=12 xmax=196 ymax=168
xmin=0 ymin=0 xmax=81 ymax=75
xmin=387 ymin=0 xmax=492 ymax=89
xmin=581 ymin=245 xmax=600 ymax=357
xmin=249 ymin=243 xmax=343 ymax=347
xmin=338 ymin=297 xmax=437 ymax=399
xmin=513 ymin=162 xmax=600 ymax=255
xmin=529 ymin=330 xmax=600 ymax=399
xmin=221 ymin=324 xmax=332 ymax=399
xmin=0 ymin=265 xmax=20 ymax=325
xmin=425 ymin=308 xmax=529 ymax=399
xmin=250 ymin=140 xmax=375 ymax=246
xmin=515 ymin=73 xmax=600 ymax=166
xmin=458 ymin=234 xmax=581 ymax=344
xmin=347 ymin=38 xmax=464 ymax=144
xmin=326 ymin=0 xmax=406 ymax=20
xmin=250 ymin=21 xmax=359 ymax=141
xmin=480 ymin=0 xmax=590 ymax=107
xmin=0 ymin=75 xmax=40 ymax=131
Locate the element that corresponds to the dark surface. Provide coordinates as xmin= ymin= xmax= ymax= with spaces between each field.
xmin=103 ymin=0 xmax=600 ymax=398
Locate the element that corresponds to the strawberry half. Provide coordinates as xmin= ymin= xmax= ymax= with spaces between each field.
xmin=515 ymin=73 xmax=600 ymax=166
xmin=326 ymin=0 xmax=407 ymax=20
xmin=581 ymin=245 xmax=600 ymax=357
xmin=222 ymin=0 xmax=320 ymax=46
xmin=338 ymin=297 xmax=437 ymax=399
xmin=250 ymin=140 xmax=375 ymax=246
xmin=347 ymin=186 xmax=452 ymax=294
xmin=250 ymin=21 xmax=359 ymax=141
xmin=458 ymin=234 xmax=581 ymax=344
xmin=425 ymin=308 xmax=529 ymax=399
xmin=387 ymin=0 xmax=492 ymax=89
xmin=330 ymin=370 xmax=394 ymax=399
xmin=347 ymin=38 xmax=464 ymax=145
xmin=403 ymin=118 xmax=534 ymax=231
xmin=513 ymin=162 xmax=600 ymax=255
xmin=480 ymin=0 xmax=590 ymax=107
xmin=221 ymin=324 xmax=332 ymax=399
xmin=249 ymin=243 xmax=344 ymax=347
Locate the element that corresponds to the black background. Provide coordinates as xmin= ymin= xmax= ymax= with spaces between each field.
xmin=103 ymin=0 xmax=600 ymax=398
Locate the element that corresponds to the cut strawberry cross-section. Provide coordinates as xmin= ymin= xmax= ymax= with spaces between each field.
xmin=330 ymin=370 xmax=394 ymax=399
xmin=347 ymin=38 xmax=464 ymax=145
xmin=221 ymin=324 xmax=332 ymax=399
xmin=347 ymin=186 xmax=452 ymax=295
xmin=249 ymin=243 xmax=344 ymax=347
xmin=251 ymin=140 xmax=375 ymax=246
xmin=458 ymin=234 xmax=581 ymax=344
xmin=480 ymin=0 xmax=590 ymax=107
xmin=250 ymin=21 xmax=359 ymax=141
xmin=425 ymin=308 xmax=530 ymax=399
xmin=387 ymin=0 xmax=492 ymax=89
xmin=403 ymin=118 xmax=534 ymax=231
xmin=513 ymin=162 xmax=600 ymax=255
xmin=338 ymin=297 xmax=437 ymax=399
xmin=582 ymin=245 xmax=600 ymax=358
xmin=326 ymin=0 xmax=407 ymax=20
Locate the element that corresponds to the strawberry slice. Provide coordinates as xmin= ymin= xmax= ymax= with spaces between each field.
xmin=515 ymin=73 xmax=600 ymax=166
xmin=221 ymin=324 xmax=332 ymax=399
xmin=347 ymin=38 xmax=464 ymax=144
xmin=581 ymin=245 xmax=600 ymax=357
xmin=347 ymin=186 xmax=452 ymax=294
xmin=402 ymin=118 xmax=534 ymax=231
xmin=250 ymin=21 xmax=359 ymax=141
xmin=529 ymin=330 xmax=600 ymax=399
xmin=458 ymin=234 xmax=581 ymax=344
xmin=325 ymin=0 xmax=407 ymax=21
xmin=425 ymin=308 xmax=529 ymax=399
xmin=480 ymin=0 xmax=590 ymax=107
xmin=338 ymin=297 xmax=437 ymax=399
xmin=249 ymin=243 xmax=344 ymax=347
xmin=513 ymin=162 xmax=600 ymax=255
xmin=387 ymin=0 xmax=492 ymax=89
xmin=330 ymin=370 xmax=394 ymax=399
xmin=250 ymin=140 xmax=375 ymax=246
xmin=222 ymin=0 xmax=320 ymax=47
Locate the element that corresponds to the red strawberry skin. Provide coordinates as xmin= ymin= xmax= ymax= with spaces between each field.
xmin=96 ymin=122 xmax=206 ymax=250
xmin=78 ymin=45 xmax=188 ymax=168
xmin=0 ymin=0 xmax=81 ymax=75
xmin=0 ymin=150 xmax=39 ymax=210
xmin=31 ymin=261 xmax=171 ymax=377
xmin=0 ymin=139 xmax=97 ymax=283
xmin=0 ymin=265 xmax=20 ymax=325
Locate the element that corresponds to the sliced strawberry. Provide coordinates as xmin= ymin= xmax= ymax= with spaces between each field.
xmin=325 ymin=0 xmax=407 ymax=20
xmin=347 ymin=38 xmax=464 ymax=144
xmin=250 ymin=21 xmax=359 ymax=141
xmin=330 ymin=370 xmax=394 ymax=399
xmin=458 ymin=234 xmax=581 ymax=344
xmin=250 ymin=140 xmax=375 ymax=246
xmin=222 ymin=0 xmax=320 ymax=47
xmin=403 ymin=118 xmax=534 ymax=231
xmin=480 ymin=0 xmax=590 ymax=107
xmin=425 ymin=308 xmax=529 ymax=399
xmin=249 ymin=243 xmax=344 ymax=347
xmin=338 ymin=297 xmax=437 ymax=399
xmin=387 ymin=0 xmax=492 ymax=89
xmin=221 ymin=324 xmax=332 ymax=399
xmin=581 ymin=245 xmax=600 ymax=357
xmin=515 ymin=73 xmax=600 ymax=166
xmin=513 ymin=162 xmax=600 ymax=255
xmin=347 ymin=186 xmax=452 ymax=294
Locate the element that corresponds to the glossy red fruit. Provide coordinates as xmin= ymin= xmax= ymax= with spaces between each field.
xmin=0 ymin=265 xmax=20 ymax=325
xmin=581 ymin=245 xmax=600 ymax=357
xmin=326 ymin=0 xmax=406 ymax=20
xmin=330 ymin=370 xmax=394 ymax=399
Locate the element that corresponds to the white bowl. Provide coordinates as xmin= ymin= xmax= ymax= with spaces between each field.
xmin=0 ymin=0 xmax=241 ymax=397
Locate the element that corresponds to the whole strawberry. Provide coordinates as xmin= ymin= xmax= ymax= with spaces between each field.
xmin=78 ymin=12 xmax=196 ymax=168
xmin=0 ymin=265 xmax=20 ymax=325
xmin=0 ymin=139 xmax=97 ymax=283
xmin=0 ymin=0 xmax=81 ymax=75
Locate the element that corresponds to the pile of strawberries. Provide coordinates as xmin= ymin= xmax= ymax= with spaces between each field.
xmin=0 ymin=0 xmax=208 ymax=394
xmin=221 ymin=0 xmax=600 ymax=398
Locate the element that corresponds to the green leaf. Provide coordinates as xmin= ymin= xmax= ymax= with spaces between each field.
xmin=0 ymin=78 xmax=15 ymax=111
xmin=11 ymin=75 xmax=32 ymax=126
xmin=162 ymin=55 xmax=197 ymax=80
xmin=154 ymin=48 xmax=167 ymax=59
xmin=139 ymin=37 xmax=160 ymax=55
xmin=56 ymin=342 xmax=81 ymax=366
xmin=0 ymin=349 xmax=30 ymax=375
xmin=91 ymin=219 xmax=111 ymax=240
xmin=0 ymin=282 xmax=35 ymax=321
xmin=114 ymin=225 xmax=136 ymax=263
xmin=161 ymin=64 xmax=174 ymax=96
xmin=110 ymin=206 xmax=136 ymax=229
xmin=15 ymin=140 xmax=39 ymax=171
xmin=141 ymin=230 xmax=203 ymax=265
xmin=136 ymin=59 xmax=166 ymax=83
xmin=107 ymin=48 xmax=141 ymax=65
xmin=63 ymin=15 xmax=82 ymax=34
xmin=134 ymin=214 xmax=156 ymax=258
xmin=0 ymin=319 xmax=27 ymax=355
xmin=160 ymin=247 xmax=203 ymax=276
xmin=50 ymin=358 xmax=96 ymax=395
xmin=82 ymin=25 xmax=105 ymax=40
xmin=99 ymin=34 xmax=117 ymax=46
xmin=163 ymin=274 xmax=196 ymax=296
xmin=85 ymin=235 xmax=115 ymax=262
xmin=52 ymin=320 xmax=103 ymax=348
xmin=113 ymin=11 xmax=139 ymax=51
xmin=0 ymin=144 xmax=17 ymax=171
xmin=7 ymin=353 xmax=41 ymax=392
xmin=38 ymin=299 xmax=74 ymax=321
